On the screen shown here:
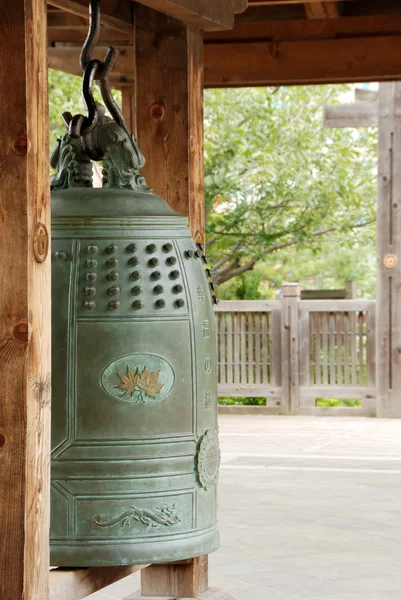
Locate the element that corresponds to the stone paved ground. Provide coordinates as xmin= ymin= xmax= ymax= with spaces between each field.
xmin=90 ymin=415 xmax=401 ymax=600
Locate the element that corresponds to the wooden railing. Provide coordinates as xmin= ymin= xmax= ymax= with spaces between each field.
xmin=215 ymin=285 xmax=377 ymax=415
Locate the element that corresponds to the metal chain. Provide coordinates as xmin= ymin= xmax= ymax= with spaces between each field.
xmin=63 ymin=0 xmax=126 ymax=146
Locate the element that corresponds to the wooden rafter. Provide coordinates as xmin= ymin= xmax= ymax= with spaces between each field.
xmin=304 ymin=2 xmax=340 ymax=19
xmin=204 ymin=14 xmax=401 ymax=43
xmin=48 ymin=46 xmax=134 ymax=83
xmin=47 ymin=0 xmax=133 ymax=33
xmin=204 ymin=34 xmax=401 ymax=87
xmin=133 ymin=0 xmax=245 ymax=30
xmin=48 ymin=0 xmax=247 ymax=33
xmin=247 ymin=0 xmax=349 ymax=4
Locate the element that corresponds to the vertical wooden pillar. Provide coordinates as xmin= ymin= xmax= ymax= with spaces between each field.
xmin=141 ymin=557 xmax=208 ymax=598
xmin=134 ymin=5 xmax=205 ymax=243
xmin=377 ymin=82 xmax=401 ymax=417
xmin=122 ymin=86 xmax=138 ymax=138
xmin=281 ymin=283 xmax=301 ymax=414
xmin=0 ymin=1 xmax=51 ymax=599
xmin=134 ymin=8 xmax=219 ymax=599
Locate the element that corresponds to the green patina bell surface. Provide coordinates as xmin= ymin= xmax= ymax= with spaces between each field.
xmin=50 ymin=108 xmax=220 ymax=566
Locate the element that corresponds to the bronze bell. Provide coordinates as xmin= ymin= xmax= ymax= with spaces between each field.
xmin=50 ymin=106 xmax=220 ymax=566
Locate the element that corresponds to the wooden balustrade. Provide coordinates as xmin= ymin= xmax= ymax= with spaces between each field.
xmin=215 ymin=291 xmax=377 ymax=416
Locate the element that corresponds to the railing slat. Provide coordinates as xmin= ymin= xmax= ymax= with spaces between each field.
xmin=226 ymin=310 xmax=233 ymax=385
xmin=234 ymin=311 xmax=240 ymax=384
xmin=248 ymin=312 xmax=254 ymax=384
xmin=358 ymin=311 xmax=365 ymax=386
xmin=262 ymin=312 xmax=268 ymax=383
xmin=219 ymin=312 xmax=226 ymax=385
xmin=351 ymin=309 xmax=357 ymax=385
xmin=329 ymin=312 xmax=336 ymax=385
xmin=344 ymin=312 xmax=350 ymax=385
xmin=316 ymin=312 xmax=321 ymax=385
xmin=336 ymin=312 xmax=342 ymax=385
xmin=322 ymin=311 xmax=328 ymax=384
xmin=255 ymin=312 xmax=261 ymax=384
xmin=241 ymin=312 xmax=247 ymax=384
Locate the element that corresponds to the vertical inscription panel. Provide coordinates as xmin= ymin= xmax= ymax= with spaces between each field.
xmin=177 ymin=241 xmax=218 ymax=437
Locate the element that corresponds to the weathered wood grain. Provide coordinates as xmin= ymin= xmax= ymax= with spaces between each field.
xmin=376 ymin=83 xmax=401 ymax=417
xmin=0 ymin=0 xmax=51 ymax=598
xmin=50 ymin=565 xmax=147 ymax=600
xmin=135 ymin=6 xmax=205 ymax=242
xmin=324 ymin=102 xmax=378 ymax=129
xmin=217 ymin=299 xmax=376 ymax=412
xmin=122 ymin=86 xmax=138 ymax=137
xmin=204 ymin=35 xmax=401 ymax=87
xmin=48 ymin=0 xmax=133 ymax=32
xmin=141 ymin=557 xmax=208 ymax=597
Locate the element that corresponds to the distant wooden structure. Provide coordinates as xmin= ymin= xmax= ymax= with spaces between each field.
xmin=301 ymin=280 xmax=356 ymax=300
xmin=3 ymin=1 xmax=401 ymax=599
xmin=216 ymin=286 xmax=376 ymax=416
xmin=324 ymin=84 xmax=401 ymax=417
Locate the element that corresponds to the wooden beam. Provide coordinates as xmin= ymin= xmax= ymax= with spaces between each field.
xmin=355 ymin=87 xmax=378 ymax=103
xmin=122 ymin=86 xmax=137 ymax=137
xmin=133 ymin=0 xmax=238 ymax=31
xmin=204 ymin=35 xmax=401 ymax=87
xmin=48 ymin=46 xmax=134 ymax=83
xmin=204 ymin=14 xmax=401 ymax=43
xmin=376 ymin=83 xmax=401 ymax=417
xmin=304 ymin=1 xmax=340 ymax=19
xmin=47 ymin=26 xmax=132 ymax=44
xmin=47 ymin=0 xmax=133 ymax=33
xmin=0 ymin=0 xmax=51 ymax=598
xmin=141 ymin=557 xmax=208 ymax=597
xmin=324 ymin=101 xmax=378 ymax=128
xmin=248 ymin=0 xmax=350 ymax=4
xmin=50 ymin=565 xmax=147 ymax=600
xmin=135 ymin=5 xmax=205 ymax=243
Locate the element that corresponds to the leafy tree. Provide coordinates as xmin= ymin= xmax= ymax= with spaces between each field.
xmin=204 ymin=86 xmax=377 ymax=287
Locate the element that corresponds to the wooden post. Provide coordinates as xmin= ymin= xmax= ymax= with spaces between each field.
xmin=377 ymin=82 xmax=401 ymax=417
xmin=345 ymin=280 xmax=357 ymax=299
xmin=122 ymin=86 xmax=138 ymax=138
xmin=281 ymin=283 xmax=301 ymax=414
xmin=141 ymin=557 xmax=208 ymax=598
xmin=133 ymin=8 xmax=235 ymax=599
xmin=134 ymin=5 xmax=205 ymax=243
xmin=0 ymin=0 xmax=51 ymax=599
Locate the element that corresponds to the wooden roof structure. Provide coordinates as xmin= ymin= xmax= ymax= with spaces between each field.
xmin=48 ymin=0 xmax=401 ymax=87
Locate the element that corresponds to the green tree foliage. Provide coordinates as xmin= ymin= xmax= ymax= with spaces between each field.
xmin=204 ymin=86 xmax=377 ymax=290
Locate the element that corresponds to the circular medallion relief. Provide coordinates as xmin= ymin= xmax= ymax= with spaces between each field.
xmin=101 ymin=353 xmax=174 ymax=405
xmin=197 ymin=429 xmax=221 ymax=490
xmin=384 ymin=254 xmax=397 ymax=269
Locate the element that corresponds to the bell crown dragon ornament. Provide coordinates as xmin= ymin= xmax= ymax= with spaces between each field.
xmin=50 ymin=0 xmax=220 ymax=566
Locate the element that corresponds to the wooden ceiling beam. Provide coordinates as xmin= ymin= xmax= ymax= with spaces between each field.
xmin=304 ymin=2 xmax=340 ymax=19
xmin=132 ymin=0 xmax=242 ymax=31
xmin=48 ymin=46 xmax=134 ymax=83
xmin=47 ymin=0 xmax=133 ymax=33
xmin=247 ymin=0 xmax=350 ymax=4
xmin=204 ymin=14 xmax=401 ymax=42
xmin=48 ymin=26 xmax=132 ymax=44
xmin=204 ymin=34 xmax=401 ymax=87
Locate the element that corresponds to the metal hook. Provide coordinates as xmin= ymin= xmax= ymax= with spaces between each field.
xmin=68 ymin=60 xmax=102 ymax=138
xmin=65 ymin=0 xmax=127 ymax=148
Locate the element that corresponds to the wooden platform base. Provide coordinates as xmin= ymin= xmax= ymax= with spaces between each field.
xmin=128 ymin=588 xmax=238 ymax=600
